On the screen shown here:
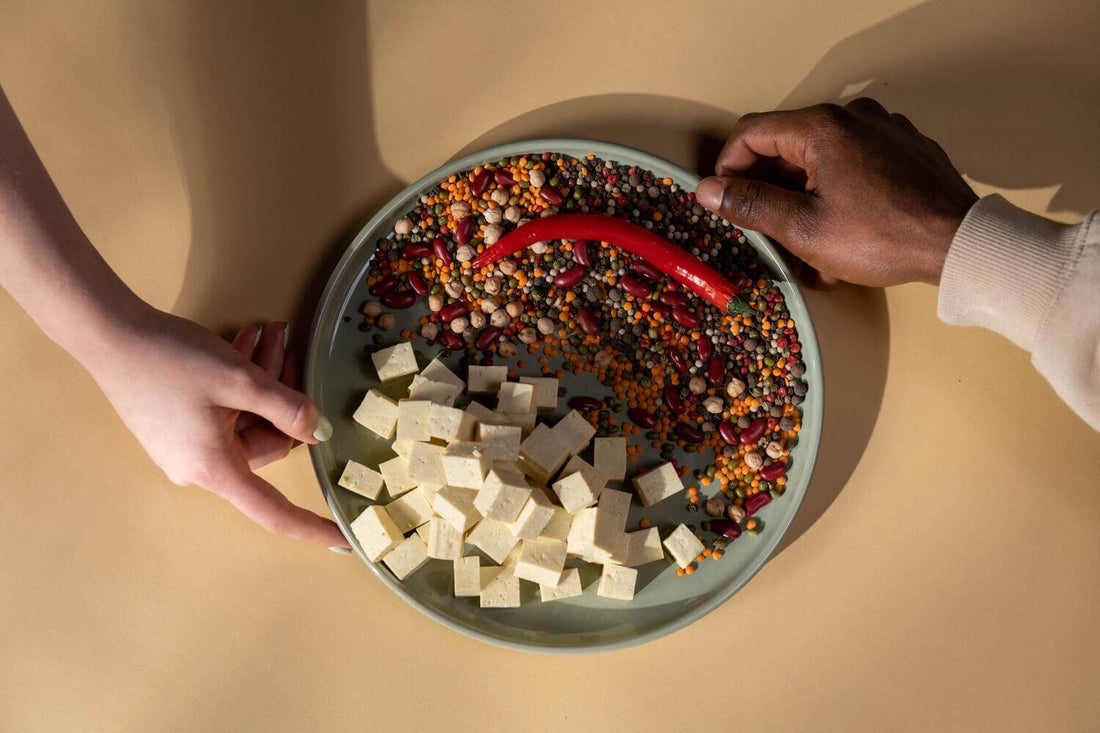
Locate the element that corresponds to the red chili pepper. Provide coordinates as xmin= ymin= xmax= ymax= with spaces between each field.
xmin=745 ymin=492 xmax=771 ymax=515
xmin=493 ymin=169 xmax=515 ymax=187
xmin=472 ymin=214 xmax=751 ymax=315
xmin=759 ymin=463 xmax=787 ymax=481
xmin=554 ymin=265 xmax=586 ymax=289
xmin=471 ymin=169 xmax=491 ymax=196
xmin=407 ymin=271 xmax=429 ymax=296
xmin=573 ymin=240 xmax=592 ymax=266
xmin=432 ymin=239 xmax=452 ymax=265
xmin=454 ymin=217 xmax=474 ymax=245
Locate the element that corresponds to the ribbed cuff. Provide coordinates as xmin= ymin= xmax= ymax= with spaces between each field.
xmin=938 ymin=195 xmax=1085 ymax=351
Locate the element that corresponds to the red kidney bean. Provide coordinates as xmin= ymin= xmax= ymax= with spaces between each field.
xmin=475 ymin=326 xmax=502 ymax=350
xmin=759 ymin=463 xmax=787 ymax=482
xmin=573 ymin=240 xmax=592 ymax=266
xmin=439 ymin=303 xmax=468 ymax=323
xmin=369 ymin=274 xmax=398 ymax=296
xmin=633 ymin=259 xmax=662 ymax=280
xmin=659 ymin=290 xmax=689 ymax=307
xmin=577 ymin=307 xmax=598 ymax=335
xmin=568 ymin=396 xmax=605 ymax=411
xmin=554 ymin=265 xmax=586 ymax=289
xmin=403 ymin=243 xmax=432 ymax=258
xmin=697 ymin=335 xmax=713 ymax=362
xmin=668 ymin=349 xmax=688 ymax=374
xmin=744 ymin=492 xmax=771 ymax=515
xmin=380 ymin=291 xmax=416 ymax=309
xmin=620 ymin=275 xmax=651 ymax=298
xmin=454 ymin=217 xmax=474 ymax=245
xmin=708 ymin=519 xmax=742 ymax=540
xmin=740 ymin=418 xmax=766 ymax=445
xmin=407 ymin=271 xmax=429 ymax=296
xmin=649 ymin=302 xmax=671 ymax=317
xmin=432 ymin=239 xmax=452 ymax=265
xmin=439 ymin=331 xmax=464 ymax=349
xmin=672 ymin=306 xmax=701 ymax=328
xmin=628 ymin=408 xmax=658 ymax=429
xmin=674 ymin=422 xmax=704 ymax=443
xmin=708 ymin=357 xmax=724 ymax=385
xmin=539 ymin=187 xmax=564 ymax=206
xmin=493 ymin=169 xmax=515 ymax=187
xmin=471 ymin=169 xmax=491 ymax=196
xmin=719 ymin=421 xmax=738 ymax=445
xmin=662 ymin=385 xmax=685 ymax=415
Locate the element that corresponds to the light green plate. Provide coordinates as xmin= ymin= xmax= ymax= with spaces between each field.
xmin=306 ymin=138 xmax=823 ymax=653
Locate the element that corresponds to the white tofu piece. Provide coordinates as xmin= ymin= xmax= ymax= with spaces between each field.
xmin=477 ymin=423 xmax=521 ymax=462
xmin=475 ymin=465 xmax=532 ymax=522
xmin=539 ymin=567 xmax=582 ymax=602
xmin=632 ymin=461 xmax=684 ymax=507
xmin=467 ymin=365 xmax=508 ymax=394
xmin=420 ymin=358 xmax=465 ymax=392
xmin=597 ymin=564 xmax=637 ymax=601
xmin=625 ymin=527 xmax=665 ymax=567
xmin=479 ymin=567 xmax=520 ymax=608
xmin=540 ymin=507 xmax=574 ymax=542
xmin=518 ymin=424 xmax=570 ymax=486
xmin=454 ymin=556 xmax=481 ymax=597
xmin=432 ymin=486 xmax=481 ymax=532
xmin=408 ymin=376 xmax=461 ymax=405
xmin=551 ymin=410 xmax=596 ymax=456
xmin=426 ymin=517 xmax=463 ymax=560
xmin=406 ymin=441 xmax=446 ymax=486
xmin=513 ymin=538 xmax=567 ymax=586
xmin=391 ymin=440 xmax=415 ymax=460
xmin=663 ymin=523 xmax=705 ymax=569
xmin=378 ymin=456 xmax=416 ymax=498
xmin=496 ymin=382 xmax=535 ymax=414
xmin=440 ymin=441 xmax=492 ymax=489
xmin=352 ymin=389 xmax=399 ymax=439
xmin=395 ymin=400 xmax=432 ymax=442
xmin=350 ymin=505 xmax=404 ymax=561
xmin=506 ymin=487 xmax=556 ymax=540
xmin=385 ymin=487 xmax=434 ymax=533
xmin=593 ymin=436 xmax=627 ymax=482
xmin=565 ymin=507 xmax=625 ymax=563
xmin=371 ymin=341 xmax=418 ymax=382
xmin=382 ymin=535 xmax=430 ymax=580
xmin=518 ymin=376 xmax=559 ymax=411
xmin=467 ymin=518 xmax=519 ymax=564
xmin=464 ymin=400 xmax=502 ymax=426
xmin=552 ymin=456 xmax=607 ymax=513
xmin=337 ymin=460 xmax=384 ymax=500
xmin=415 ymin=523 xmax=431 ymax=543
xmin=418 ymin=482 xmax=443 ymax=506
xmin=597 ymin=488 xmax=631 ymax=531
xmin=501 ymin=543 xmax=522 ymax=570
xmin=496 ymin=410 xmax=537 ymax=437
xmin=428 ymin=404 xmax=476 ymax=442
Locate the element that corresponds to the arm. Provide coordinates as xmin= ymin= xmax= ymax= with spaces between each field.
xmin=696 ymin=98 xmax=1100 ymax=429
xmin=0 ymin=85 xmax=346 ymax=547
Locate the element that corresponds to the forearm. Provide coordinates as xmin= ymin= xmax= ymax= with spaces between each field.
xmin=0 ymin=86 xmax=148 ymax=366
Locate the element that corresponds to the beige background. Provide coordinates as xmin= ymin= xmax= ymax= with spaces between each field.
xmin=2 ymin=1 xmax=1099 ymax=730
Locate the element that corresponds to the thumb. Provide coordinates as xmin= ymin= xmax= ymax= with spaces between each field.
xmin=695 ymin=175 xmax=815 ymax=246
xmin=226 ymin=365 xmax=332 ymax=445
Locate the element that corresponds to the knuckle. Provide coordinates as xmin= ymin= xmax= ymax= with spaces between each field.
xmin=282 ymin=393 xmax=311 ymax=436
xmin=812 ymin=103 xmax=848 ymax=128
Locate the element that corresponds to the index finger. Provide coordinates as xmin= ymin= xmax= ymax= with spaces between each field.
xmin=715 ymin=107 xmax=830 ymax=175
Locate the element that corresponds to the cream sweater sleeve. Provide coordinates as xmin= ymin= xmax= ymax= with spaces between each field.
xmin=938 ymin=195 xmax=1099 ymax=429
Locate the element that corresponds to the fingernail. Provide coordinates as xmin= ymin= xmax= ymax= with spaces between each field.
xmin=328 ymin=546 xmax=352 ymax=555
xmin=252 ymin=326 xmax=262 ymax=348
xmin=313 ymin=414 xmax=333 ymax=442
xmin=282 ymin=322 xmax=290 ymax=350
xmin=696 ymin=176 xmax=726 ymax=211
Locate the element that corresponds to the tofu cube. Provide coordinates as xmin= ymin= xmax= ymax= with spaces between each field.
xmin=467 ymin=518 xmax=519 ymax=564
xmin=378 ymin=456 xmax=416 ymax=498
xmin=406 ymin=441 xmax=446 ymax=486
xmin=479 ymin=567 xmax=520 ymax=608
xmin=593 ymin=436 xmax=627 ymax=482
xmin=496 ymin=382 xmax=535 ymax=414
xmin=385 ymin=487 xmax=434 ymax=533
xmin=395 ymin=400 xmax=432 ymax=442
xmin=539 ymin=567 xmax=583 ymax=602
xmin=551 ymin=410 xmax=596 ymax=456
xmin=337 ymin=460 xmax=384 ymax=500
xmin=428 ymin=404 xmax=476 ymax=442
xmin=625 ymin=527 xmax=665 ymax=567
xmin=453 ymin=556 xmax=481 ymax=597
xmin=440 ymin=442 xmax=492 ymax=489
xmin=539 ymin=507 xmax=574 ymax=542
xmin=382 ymin=535 xmax=430 ymax=580
xmin=371 ymin=342 xmax=418 ymax=382
xmin=420 ymin=358 xmax=465 ymax=392
xmin=518 ymin=376 xmax=559 ymax=411
xmin=597 ymin=564 xmax=637 ymax=601
xmin=506 ymin=487 xmax=556 ymax=540
xmin=551 ymin=456 xmax=607 ymax=513
xmin=407 ymin=376 xmax=461 ymax=405
xmin=467 ymin=365 xmax=508 ymax=394
xmin=565 ymin=507 xmax=625 ymax=563
xmin=475 ymin=465 xmax=532 ymax=522
xmin=352 ymin=389 xmax=399 ymax=439
xmin=597 ymin=488 xmax=631 ymax=531
xmin=632 ymin=461 xmax=684 ymax=507
xmin=415 ymin=523 xmax=432 ymax=543
xmin=496 ymin=410 xmax=537 ymax=438
xmin=432 ymin=486 xmax=481 ymax=532
xmin=391 ymin=440 xmax=415 ymax=460
xmin=513 ymin=538 xmax=567 ymax=586
xmin=518 ymin=424 xmax=570 ymax=486
xmin=477 ymin=423 xmax=521 ymax=462
xmin=663 ymin=523 xmax=705 ymax=569
xmin=350 ymin=505 xmax=404 ymax=562
xmin=426 ymin=517 xmax=463 ymax=560
xmin=463 ymin=400 xmax=502 ymax=426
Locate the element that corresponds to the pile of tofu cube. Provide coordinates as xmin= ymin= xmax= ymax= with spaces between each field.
xmin=338 ymin=342 xmax=707 ymax=607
